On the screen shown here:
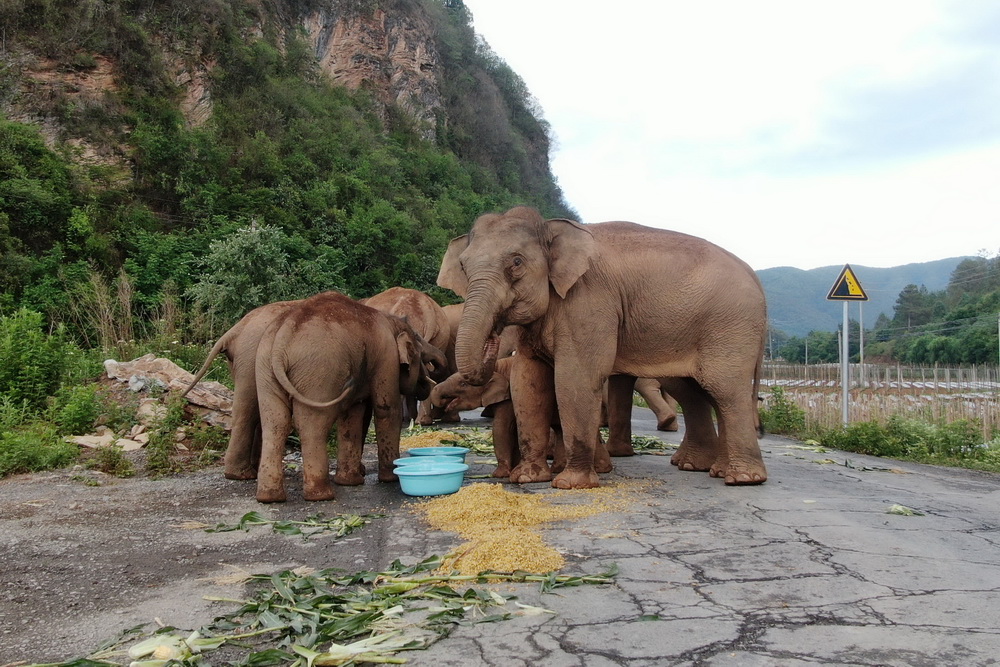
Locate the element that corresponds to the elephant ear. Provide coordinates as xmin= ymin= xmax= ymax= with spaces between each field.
xmin=436 ymin=235 xmax=470 ymax=298
xmin=396 ymin=331 xmax=418 ymax=367
xmin=480 ymin=371 xmax=511 ymax=407
xmin=546 ymin=218 xmax=596 ymax=298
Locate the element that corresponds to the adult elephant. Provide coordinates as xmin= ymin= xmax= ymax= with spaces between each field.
xmin=437 ymin=206 xmax=767 ymax=488
xmin=254 ymin=291 xmax=440 ymax=503
xmin=183 ymin=300 xmax=298 ymax=480
xmin=363 ymin=287 xmax=451 ymax=425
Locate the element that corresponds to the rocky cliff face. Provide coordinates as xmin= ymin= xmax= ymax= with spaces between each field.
xmin=304 ymin=4 xmax=444 ymax=139
xmin=13 ymin=1 xmax=446 ymax=144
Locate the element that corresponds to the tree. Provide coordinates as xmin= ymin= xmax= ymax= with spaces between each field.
xmin=186 ymin=224 xmax=302 ymax=330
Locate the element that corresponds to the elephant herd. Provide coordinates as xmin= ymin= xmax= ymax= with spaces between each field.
xmin=185 ymin=206 xmax=769 ymax=502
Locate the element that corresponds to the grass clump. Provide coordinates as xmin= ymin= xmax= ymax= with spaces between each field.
xmin=0 ymin=421 xmax=77 ymax=477
xmin=820 ymin=416 xmax=1000 ymax=473
xmin=759 ymin=386 xmax=807 ymax=435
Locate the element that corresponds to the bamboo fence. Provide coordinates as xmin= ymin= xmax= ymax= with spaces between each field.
xmin=761 ymin=362 xmax=1000 ymax=439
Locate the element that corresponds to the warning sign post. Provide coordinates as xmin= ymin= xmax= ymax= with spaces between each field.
xmin=827 ymin=264 xmax=868 ymax=425
xmin=827 ymin=264 xmax=869 ymax=301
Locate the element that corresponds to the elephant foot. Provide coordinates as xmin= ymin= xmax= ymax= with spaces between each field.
xmin=509 ymin=461 xmax=553 ymax=484
xmin=416 ymin=416 xmax=433 ymax=426
xmin=657 ymin=416 xmax=679 ymax=432
xmin=377 ymin=470 xmax=399 ymax=483
xmin=441 ymin=412 xmax=462 ymax=423
xmin=549 ymin=458 xmax=566 ymax=474
xmin=303 ymin=481 xmax=337 ymax=501
xmin=224 ymin=467 xmax=258 ymax=480
xmin=334 ymin=469 xmax=365 ymax=486
xmin=594 ymin=458 xmax=613 ymax=474
xmin=606 ymin=441 xmax=636 ymax=457
xmin=256 ymin=488 xmax=287 ymax=503
xmin=671 ymin=445 xmax=714 ymax=472
xmin=552 ymin=468 xmax=600 ymax=489
xmin=492 ymin=464 xmax=511 ymax=478
xmin=711 ymin=461 xmax=768 ymax=485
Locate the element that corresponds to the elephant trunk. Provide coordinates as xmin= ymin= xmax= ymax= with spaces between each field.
xmin=454 ymin=282 xmax=502 ymax=386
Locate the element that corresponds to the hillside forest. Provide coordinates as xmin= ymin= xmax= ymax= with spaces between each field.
xmin=776 ymin=252 xmax=1000 ymax=366
xmin=1 ymin=0 xmax=574 ymax=343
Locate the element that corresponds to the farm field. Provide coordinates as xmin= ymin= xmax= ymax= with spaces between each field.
xmin=762 ymin=363 xmax=1000 ymax=438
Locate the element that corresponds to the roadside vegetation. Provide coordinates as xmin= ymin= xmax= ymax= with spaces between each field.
xmin=760 ymin=386 xmax=1000 ymax=474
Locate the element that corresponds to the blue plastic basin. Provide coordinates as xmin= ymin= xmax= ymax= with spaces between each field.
xmin=393 ymin=455 xmax=459 ymax=467
xmin=395 ymin=461 xmax=469 ymax=496
xmin=406 ymin=446 xmax=470 ymax=461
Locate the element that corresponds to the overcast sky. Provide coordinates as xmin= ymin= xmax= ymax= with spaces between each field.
xmin=460 ymin=0 xmax=1000 ymax=272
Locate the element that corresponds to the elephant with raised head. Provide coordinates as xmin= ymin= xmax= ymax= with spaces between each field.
xmin=254 ymin=291 xmax=441 ymax=503
xmin=183 ymin=299 xmax=299 ymax=480
xmin=363 ymin=287 xmax=451 ymax=425
xmin=437 ymin=206 xmax=767 ymax=489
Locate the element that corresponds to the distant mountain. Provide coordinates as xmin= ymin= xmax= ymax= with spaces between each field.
xmin=757 ymin=257 xmax=969 ymax=337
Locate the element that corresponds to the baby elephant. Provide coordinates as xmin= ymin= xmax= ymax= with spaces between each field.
xmin=431 ymin=358 xmax=612 ymax=478
xmin=254 ymin=291 xmax=441 ymax=503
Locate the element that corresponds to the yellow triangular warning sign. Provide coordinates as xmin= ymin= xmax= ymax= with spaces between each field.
xmin=827 ymin=264 xmax=868 ymax=301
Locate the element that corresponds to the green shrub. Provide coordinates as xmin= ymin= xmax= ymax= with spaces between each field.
xmin=87 ymin=444 xmax=135 ymax=478
xmin=820 ymin=416 xmax=997 ymax=469
xmin=759 ymin=387 xmax=806 ymax=435
xmin=0 ymin=395 xmax=32 ymax=431
xmin=145 ymin=392 xmax=188 ymax=475
xmin=0 ymin=421 xmax=78 ymax=477
xmin=52 ymin=384 xmax=102 ymax=435
xmin=821 ymin=421 xmax=907 ymax=458
xmin=0 ymin=309 xmax=71 ymax=410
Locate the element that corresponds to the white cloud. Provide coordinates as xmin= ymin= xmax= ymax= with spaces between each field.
xmin=461 ymin=0 xmax=1000 ymax=269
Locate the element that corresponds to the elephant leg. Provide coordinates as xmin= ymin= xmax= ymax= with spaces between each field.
xmin=402 ymin=395 xmax=418 ymax=426
xmin=508 ymin=354 xmax=554 ymax=483
xmin=551 ymin=372 xmax=603 ymax=490
xmin=223 ymin=383 xmax=262 ymax=479
xmin=372 ymin=396 xmax=403 ymax=483
xmin=605 ymin=374 xmax=637 ymax=456
xmin=334 ymin=403 xmax=367 ymax=485
xmin=663 ymin=378 xmax=719 ymax=472
xmin=636 ymin=378 xmax=679 ymax=431
xmin=490 ymin=401 xmax=517 ymax=478
xmin=594 ymin=428 xmax=612 ymax=473
xmin=706 ymin=378 xmax=768 ymax=485
xmin=255 ymin=396 xmax=292 ymax=503
xmin=294 ymin=405 xmax=337 ymax=501
xmin=549 ymin=427 xmax=565 ymax=473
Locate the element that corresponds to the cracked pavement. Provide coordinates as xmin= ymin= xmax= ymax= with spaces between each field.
xmin=2 ymin=407 xmax=999 ymax=665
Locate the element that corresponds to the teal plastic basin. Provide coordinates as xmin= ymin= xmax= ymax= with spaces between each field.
xmin=395 ymin=461 xmax=469 ymax=496
xmin=393 ymin=455 xmax=458 ymax=467
xmin=406 ymin=446 xmax=470 ymax=461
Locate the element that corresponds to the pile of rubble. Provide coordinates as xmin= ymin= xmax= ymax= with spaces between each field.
xmin=65 ymin=354 xmax=233 ymax=451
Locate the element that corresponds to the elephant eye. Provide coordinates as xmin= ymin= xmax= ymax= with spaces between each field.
xmin=512 ymin=256 xmax=523 ymax=267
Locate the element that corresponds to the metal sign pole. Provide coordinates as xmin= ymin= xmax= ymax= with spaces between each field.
xmin=841 ymin=301 xmax=849 ymax=426
xmin=827 ymin=264 xmax=867 ymax=428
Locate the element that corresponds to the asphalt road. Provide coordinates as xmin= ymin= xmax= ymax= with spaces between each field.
xmin=2 ymin=407 xmax=999 ymax=665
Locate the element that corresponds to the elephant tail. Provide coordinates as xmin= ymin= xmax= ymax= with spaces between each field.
xmin=754 ymin=344 xmax=766 ymax=438
xmin=182 ymin=335 xmax=229 ymax=397
xmin=270 ymin=343 xmax=354 ymax=409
